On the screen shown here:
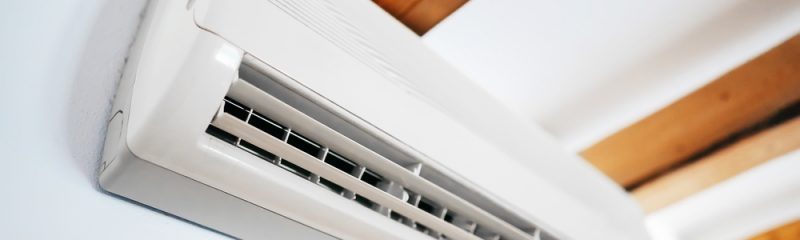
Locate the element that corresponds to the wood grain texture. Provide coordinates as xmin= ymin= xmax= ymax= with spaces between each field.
xmin=374 ymin=0 xmax=467 ymax=35
xmin=751 ymin=219 xmax=800 ymax=240
xmin=631 ymin=116 xmax=800 ymax=212
xmin=582 ymin=35 xmax=800 ymax=187
xmin=373 ymin=0 xmax=422 ymax=18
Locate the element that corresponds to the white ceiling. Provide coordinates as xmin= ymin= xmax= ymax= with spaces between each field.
xmin=424 ymin=0 xmax=800 ymax=151
xmin=646 ymin=150 xmax=800 ymax=240
xmin=423 ymin=0 xmax=800 ymax=239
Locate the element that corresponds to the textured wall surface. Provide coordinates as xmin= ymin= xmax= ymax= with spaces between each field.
xmin=0 ymin=0 xmax=224 ymax=238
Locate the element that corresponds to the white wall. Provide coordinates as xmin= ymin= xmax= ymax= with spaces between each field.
xmin=0 ymin=1 xmax=224 ymax=238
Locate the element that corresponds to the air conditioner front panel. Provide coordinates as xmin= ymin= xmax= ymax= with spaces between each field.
xmin=103 ymin=4 xmax=533 ymax=238
xmin=192 ymin=1 xmax=646 ymax=239
xmin=99 ymin=0 xmax=649 ymax=239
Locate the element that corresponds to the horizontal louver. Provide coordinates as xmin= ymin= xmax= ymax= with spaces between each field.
xmin=202 ymin=57 xmax=554 ymax=240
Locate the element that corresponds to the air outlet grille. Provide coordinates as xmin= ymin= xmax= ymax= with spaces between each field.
xmin=208 ymin=97 xmax=475 ymax=238
xmin=203 ymin=57 xmax=552 ymax=240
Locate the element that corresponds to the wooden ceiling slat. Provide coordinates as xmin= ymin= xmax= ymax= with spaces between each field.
xmin=631 ymin=115 xmax=800 ymax=212
xmin=582 ymin=35 xmax=800 ymax=188
xmin=374 ymin=0 xmax=467 ymax=35
xmin=373 ymin=0 xmax=422 ymax=18
xmin=750 ymin=219 xmax=800 ymax=240
xmin=399 ymin=0 xmax=467 ymax=35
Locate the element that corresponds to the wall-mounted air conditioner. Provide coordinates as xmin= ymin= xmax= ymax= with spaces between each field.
xmin=99 ymin=0 xmax=649 ymax=239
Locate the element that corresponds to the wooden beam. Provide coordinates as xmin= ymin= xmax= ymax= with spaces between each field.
xmin=373 ymin=0 xmax=422 ymax=18
xmin=374 ymin=0 xmax=467 ymax=35
xmin=581 ymin=35 xmax=800 ymax=187
xmin=631 ymin=115 xmax=800 ymax=212
xmin=750 ymin=219 xmax=800 ymax=240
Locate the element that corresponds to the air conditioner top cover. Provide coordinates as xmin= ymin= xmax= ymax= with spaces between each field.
xmin=99 ymin=0 xmax=649 ymax=239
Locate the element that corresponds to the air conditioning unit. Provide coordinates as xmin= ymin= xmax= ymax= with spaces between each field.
xmin=99 ymin=0 xmax=649 ymax=239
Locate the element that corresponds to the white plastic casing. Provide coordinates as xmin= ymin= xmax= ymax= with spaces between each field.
xmin=99 ymin=0 xmax=650 ymax=239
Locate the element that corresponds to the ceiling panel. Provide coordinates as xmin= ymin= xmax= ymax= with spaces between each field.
xmin=423 ymin=0 xmax=800 ymax=151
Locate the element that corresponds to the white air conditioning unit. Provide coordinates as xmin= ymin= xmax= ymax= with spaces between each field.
xmin=99 ymin=0 xmax=649 ymax=239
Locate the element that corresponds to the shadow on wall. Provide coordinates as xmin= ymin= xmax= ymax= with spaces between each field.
xmin=66 ymin=0 xmax=148 ymax=189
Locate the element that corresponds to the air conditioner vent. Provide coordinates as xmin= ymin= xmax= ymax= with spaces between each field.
xmin=203 ymin=56 xmax=552 ymax=240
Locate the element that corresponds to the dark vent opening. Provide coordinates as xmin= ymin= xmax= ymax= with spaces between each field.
xmin=444 ymin=212 xmax=454 ymax=223
xmin=324 ymin=151 xmax=356 ymax=174
xmin=360 ymin=169 xmax=383 ymax=187
xmin=354 ymin=194 xmax=375 ymax=208
xmin=239 ymin=140 xmax=277 ymax=161
xmin=319 ymin=178 xmax=344 ymax=194
xmin=416 ymin=223 xmax=430 ymax=233
xmin=390 ymin=210 xmax=407 ymax=222
xmin=287 ymin=132 xmax=321 ymax=156
xmin=280 ymin=160 xmax=311 ymax=178
xmin=206 ymin=125 xmax=237 ymax=145
xmin=418 ymin=198 xmax=437 ymax=215
xmin=249 ymin=113 xmax=285 ymax=139
xmin=223 ymin=97 xmax=250 ymax=120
